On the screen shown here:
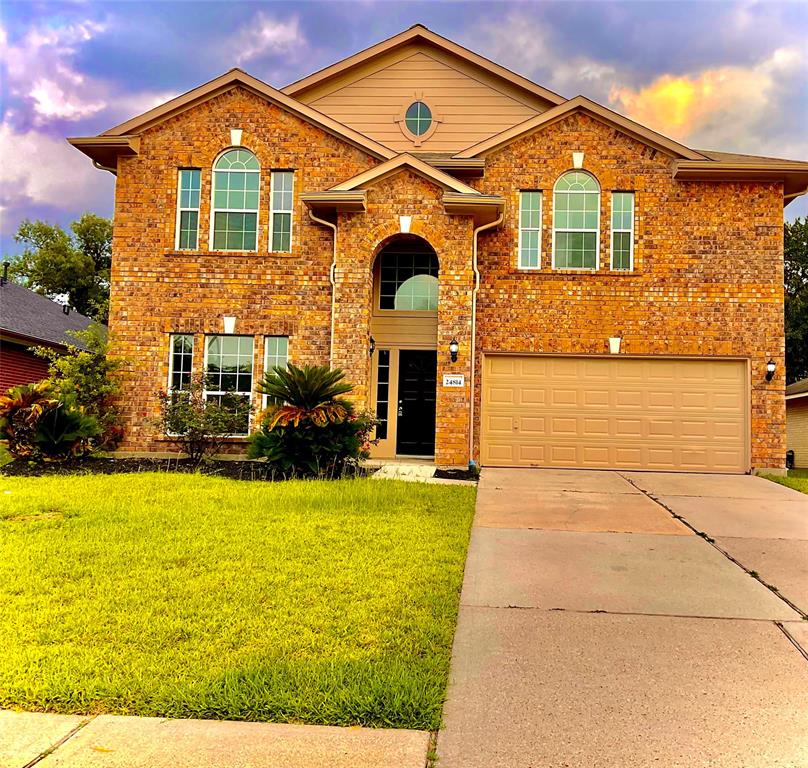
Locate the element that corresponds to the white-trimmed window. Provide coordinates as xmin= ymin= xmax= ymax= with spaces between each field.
xmin=269 ymin=171 xmax=294 ymax=252
xmin=262 ymin=335 xmax=289 ymax=408
xmin=552 ymin=171 xmax=600 ymax=270
xmin=518 ymin=191 xmax=542 ymax=269
xmin=611 ymin=192 xmax=635 ymax=271
xmin=176 ymin=170 xmax=201 ymax=250
xmin=211 ymin=149 xmax=260 ymax=252
xmin=203 ymin=335 xmax=254 ymax=435
xmin=168 ymin=334 xmax=194 ymax=390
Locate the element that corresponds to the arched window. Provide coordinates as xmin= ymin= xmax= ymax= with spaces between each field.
xmin=211 ymin=149 xmax=260 ymax=251
xmin=379 ymin=247 xmax=439 ymax=311
xmin=553 ymin=171 xmax=600 ymax=269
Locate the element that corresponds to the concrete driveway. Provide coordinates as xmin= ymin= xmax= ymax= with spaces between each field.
xmin=438 ymin=469 xmax=808 ymax=768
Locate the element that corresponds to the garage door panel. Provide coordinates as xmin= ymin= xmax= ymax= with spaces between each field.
xmin=481 ymin=356 xmax=748 ymax=472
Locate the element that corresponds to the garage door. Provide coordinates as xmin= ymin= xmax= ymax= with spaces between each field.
xmin=481 ymin=356 xmax=748 ymax=472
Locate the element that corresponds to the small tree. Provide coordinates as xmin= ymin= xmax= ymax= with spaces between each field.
xmin=35 ymin=323 xmax=123 ymax=449
xmin=248 ymin=364 xmax=377 ymax=477
xmin=785 ymin=217 xmax=808 ymax=383
xmin=155 ymin=375 xmax=252 ymax=467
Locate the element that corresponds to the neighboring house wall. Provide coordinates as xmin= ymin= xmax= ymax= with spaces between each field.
xmin=109 ymin=87 xmax=377 ymax=451
xmin=787 ymin=399 xmax=808 ymax=468
xmin=0 ymin=341 xmax=50 ymax=393
xmin=473 ymin=112 xmax=785 ymax=469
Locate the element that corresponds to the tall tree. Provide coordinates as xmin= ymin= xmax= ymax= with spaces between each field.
xmin=785 ymin=216 xmax=808 ymax=384
xmin=10 ymin=213 xmax=112 ymax=323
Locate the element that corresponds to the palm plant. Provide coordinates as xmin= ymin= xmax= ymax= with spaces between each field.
xmin=257 ymin=363 xmax=354 ymax=428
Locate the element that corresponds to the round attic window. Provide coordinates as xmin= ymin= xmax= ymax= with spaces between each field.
xmin=405 ymin=101 xmax=432 ymax=136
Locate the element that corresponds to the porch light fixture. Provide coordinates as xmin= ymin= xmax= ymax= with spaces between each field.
xmin=449 ymin=338 xmax=459 ymax=363
xmin=369 ymin=336 xmax=376 ymax=357
xmin=765 ymin=359 xmax=776 ymax=381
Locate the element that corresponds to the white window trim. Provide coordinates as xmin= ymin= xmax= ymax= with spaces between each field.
xmin=517 ymin=190 xmax=542 ymax=270
xmin=268 ymin=170 xmax=294 ymax=253
xmin=261 ymin=335 xmax=289 ymax=409
xmin=209 ymin=149 xmax=261 ymax=253
xmin=551 ymin=172 xmax=601 ymax=271
xmin=167 ymin=333 xmax=195 ymax=392
xmin=610 ymin=191 xmax=635 ymax=272
xmin=202 ymin=334 xmax=255 ymax=436
xmin=174 ymin=169 xmax=200 ymax=251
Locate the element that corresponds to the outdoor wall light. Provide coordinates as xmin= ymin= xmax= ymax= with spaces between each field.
xmin=369 ymin=336 xmax=376 ymax=357
xmin=449 ymin=338 xmax=459 ymax=363
xmin=765 ymin=359 xmax=776 ymax=382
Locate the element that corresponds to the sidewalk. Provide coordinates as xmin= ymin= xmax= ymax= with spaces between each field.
xmin=1 ymin=710 xmax=429 ymax=768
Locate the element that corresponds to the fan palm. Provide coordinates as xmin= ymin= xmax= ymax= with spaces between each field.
xmin=257 ymin=363 xmax=354 ymax=429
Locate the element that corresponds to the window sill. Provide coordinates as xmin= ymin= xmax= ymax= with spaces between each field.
xmin=514 ymin=267 xmax=637 ymax=276
xmin=164 ymin=249 xmax=296 ymax=258
xmin=156 ymin=435 xmax=250 ymax=443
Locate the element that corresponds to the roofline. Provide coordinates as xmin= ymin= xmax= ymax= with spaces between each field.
xmin=675 ymin=160 xmax=808 ymax=203
xmin=67 ymin=135 xmax=141 ymax=172
xmin=330 ymin=153 xmax=481 ymax=194
xmin=281 ymin=24 xmax=565 ymax=107
xmin=300 ymin=190 xmax=367 ymax=213
xmin=454 ymin=95 xmax=707 ymax=160
xmin=786 ymin=391 xmax=808 ymax=401
xmin=95 ymin=69 xmax=396 ymax=161
xmin=1 ymin=328 xmax=72 ymax=350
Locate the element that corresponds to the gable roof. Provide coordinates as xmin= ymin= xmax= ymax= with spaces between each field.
xmin=454 ymin=95 xmax=707 ymax=160
xmin=69 ymin=69 xmax=396 ymax=169
xmin=0 ymin=282 xmax=95 ymax=349
xmin=330 ymin=153 xmax=481 ymax=194
xmin=282 ymin=24 xmax=565 ymax=108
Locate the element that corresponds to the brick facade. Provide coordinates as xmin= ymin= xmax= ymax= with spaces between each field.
xmin=108 ymin=90 xmax=786 ymax=469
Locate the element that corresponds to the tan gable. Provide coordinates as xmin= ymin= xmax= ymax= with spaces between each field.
xmin=285 ymin=26 xmax=561 ymax=154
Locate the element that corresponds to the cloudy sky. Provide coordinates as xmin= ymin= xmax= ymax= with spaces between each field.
xmin=1 ymin=0 xmax=807 ymax=256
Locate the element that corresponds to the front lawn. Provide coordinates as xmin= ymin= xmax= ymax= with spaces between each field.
xmin=0 ymin=474 xmax=476 ymax=729
xmin=766 ymin=467 xmax=808 ymax=494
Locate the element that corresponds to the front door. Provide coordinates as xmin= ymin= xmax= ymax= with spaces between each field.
xmin=396 ymin=350 xmax=437 ymax=455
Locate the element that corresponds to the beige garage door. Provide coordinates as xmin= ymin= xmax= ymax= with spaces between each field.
xmin=481 ymin=356 xmax=748 ymax=472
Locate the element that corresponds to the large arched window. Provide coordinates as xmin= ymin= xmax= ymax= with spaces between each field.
xmin=211 ymin=149 xmax=260 ymax=251
xmin=379 ymin=246 xmax=439 ymax=311
xmin=553 ymin=171 xmax=600 ymax=269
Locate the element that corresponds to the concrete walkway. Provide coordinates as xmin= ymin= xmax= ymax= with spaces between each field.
xmin=438 ymin=469 xmax=808 ymax=768
xmin=0 ymin=711 xmax=429 ymax=768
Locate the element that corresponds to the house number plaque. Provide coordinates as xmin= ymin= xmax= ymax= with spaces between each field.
xmin=442 ymin=374 xmax=465 ymax=387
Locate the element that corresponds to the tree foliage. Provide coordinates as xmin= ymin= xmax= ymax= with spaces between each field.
xmin=10 ymin=213 xmax=112 ymax=322
xmin=785 ymin=217 xmax=808 ymax=384
xmin=35 ymin=323 xmax=123 ymax=449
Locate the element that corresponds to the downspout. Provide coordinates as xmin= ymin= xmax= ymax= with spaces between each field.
xmin=469 ymin=211 xmax=504 ymax=468
xmin=308 ymin=208 xmax=338 ymax=367
xmin=93 ymin=160 xmax=117 ymax=175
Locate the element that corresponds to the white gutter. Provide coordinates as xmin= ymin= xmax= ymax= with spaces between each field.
xmin=308 ymin=209 xmax=338 ymax=367
xmin=469 ymin=212 xmax=504 ymax=467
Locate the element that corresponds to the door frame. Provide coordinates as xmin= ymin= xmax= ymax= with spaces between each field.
xmin=370 ymin=346 xmax=439 ymax=459
xmin=479 ymin=352 xmax=752 ymax=473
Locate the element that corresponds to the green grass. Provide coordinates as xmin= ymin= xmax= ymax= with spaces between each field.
xmin=766 ymin=467 xmax=808 ymax=494
xmin=0 ymin=473 xmax=476 ymax=729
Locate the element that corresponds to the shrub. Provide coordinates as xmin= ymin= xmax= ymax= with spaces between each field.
xmin=35 ymin=323 xmax=123 ymax=449
xmin=0 ymin=381 xmax=100 ymax=461
xmin=155 ymin=376 xmax=253 ymax=467
xmin=248 ymin=364 xmax=377 ymax=477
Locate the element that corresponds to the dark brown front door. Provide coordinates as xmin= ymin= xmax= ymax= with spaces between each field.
xmin=396 ymin=350 xmax=437 ymax=456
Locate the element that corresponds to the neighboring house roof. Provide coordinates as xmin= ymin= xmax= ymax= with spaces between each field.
xmin=282 ymin=24 xmax=565 ymax=108
xmin=786 ymin=379 xmax=808 ymax=401
xmin=69 ymin=69 xmax=397 ymax=168
xmin=0 ymin=282 xmax=95 ymax=349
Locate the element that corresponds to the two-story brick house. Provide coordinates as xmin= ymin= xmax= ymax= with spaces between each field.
xmin=70 ymin=24 xmax=808 ymax=472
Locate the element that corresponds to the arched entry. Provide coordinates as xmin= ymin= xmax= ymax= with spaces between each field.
xmin=370 ymin=235 xmax=439 ymax=457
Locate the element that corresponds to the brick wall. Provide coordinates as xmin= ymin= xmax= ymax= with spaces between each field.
xmin=474 ymin=112 xmax=785 ymax=468
xmin=109 ymin=87 xmax=376 ymax=450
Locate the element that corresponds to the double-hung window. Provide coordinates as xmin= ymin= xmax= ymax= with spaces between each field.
xmin=168 ymin=334 xmax=194 ymax=390
xmin=262 ymin=336 xmax=289 ymax=408
xmin=211 ymin=149 xmax=260 ymax=251
xmin=553 ymin=171 xmax=600 ymax=270
xmin=176 ymin=170 xmax=201 ymax=250
xmin=611 ymin=192 xmax=635 ymax=271
xmin=518 ymin=191 xmax=542 ymax=269
xmin=204 ymin=335 xmax=254 ymax=435
xmin=269 ymin=171 xmax=294 ymax=252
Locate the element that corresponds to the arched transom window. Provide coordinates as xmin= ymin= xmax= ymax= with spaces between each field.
xmin=553 ymin=171 xmax=600 ymax=270
xmin=212 ymin=149 xmax=260 ymax=251
xmin=379 ymin=248 xmax=439 ymax=311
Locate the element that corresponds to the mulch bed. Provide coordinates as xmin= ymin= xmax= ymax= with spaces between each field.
xmin=0 ymin=457 xmax=372 ymax=482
